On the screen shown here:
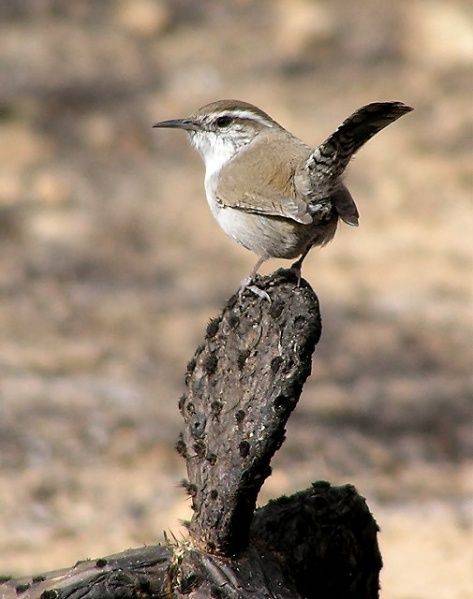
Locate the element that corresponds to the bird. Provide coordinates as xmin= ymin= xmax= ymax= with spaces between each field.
xmin=153 ymin=99 xmax=412 ymax=298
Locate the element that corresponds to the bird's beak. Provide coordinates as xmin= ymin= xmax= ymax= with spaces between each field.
xmin=152 ymin=118 xmax=201 ymax=131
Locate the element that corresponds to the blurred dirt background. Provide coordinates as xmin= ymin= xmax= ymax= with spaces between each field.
xmin=0 ymin=1 xmax=472 ymax=597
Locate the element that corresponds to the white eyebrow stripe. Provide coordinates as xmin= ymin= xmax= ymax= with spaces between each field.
xmin=211 ymin=110 xmax=275 ymax=128
xmin=232 ymin=110 xmax=275 ymax=127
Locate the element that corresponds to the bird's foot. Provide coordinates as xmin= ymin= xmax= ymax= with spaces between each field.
xmin=238 ymin=277 xmax=271 ymax=303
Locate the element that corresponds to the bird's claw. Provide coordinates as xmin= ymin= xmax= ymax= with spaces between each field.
xmin=238 ymin=278 xmax=271 ymax=303
xmin=247 ymin=285 xmax=271 ymax=302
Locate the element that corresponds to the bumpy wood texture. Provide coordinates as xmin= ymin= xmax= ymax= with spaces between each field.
xmin=0 ymin=270 xmax=382 ymax=598
xmin=180 ymin=268 xmax=321 ymax=554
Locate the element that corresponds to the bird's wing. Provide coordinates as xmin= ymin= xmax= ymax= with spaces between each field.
xmin=215 ymin=133 xmax=314 ymax=225
xmin=215 ymin=187 xmax=313 ymax=225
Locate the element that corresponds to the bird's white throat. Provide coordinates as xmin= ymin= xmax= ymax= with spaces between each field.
xmin=189 ymin=131 xmax=250 ymax=183
xmin=188 ymin=131 xmax=247 ymax=225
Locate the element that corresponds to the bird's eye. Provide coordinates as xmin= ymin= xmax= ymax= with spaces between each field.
xmin=215 ymin=116 xmax=232 ymax=127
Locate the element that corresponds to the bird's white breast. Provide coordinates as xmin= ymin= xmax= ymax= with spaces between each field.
xmin=205 ymin=164 xmax=244 ymax=237
xmin=200 ymin=135 xmax=238 ymax=220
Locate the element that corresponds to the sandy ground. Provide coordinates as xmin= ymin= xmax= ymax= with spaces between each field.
xmin=0 ymin=1 xmax=472 ymax=596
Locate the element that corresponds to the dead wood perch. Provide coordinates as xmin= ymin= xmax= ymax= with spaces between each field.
xmin=1 ymin=269 xmax=382 ymax=598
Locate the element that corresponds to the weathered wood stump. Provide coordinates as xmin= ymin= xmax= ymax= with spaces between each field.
xmin=0 ymin=269 xmax=382 ymax=598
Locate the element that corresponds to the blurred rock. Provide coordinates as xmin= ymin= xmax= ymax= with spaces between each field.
xmin=406 ymin=1 xmax=473 ymax=67
xmin=30 ymin=211 xmax=92 ymax=245
xmin=33 ymin=171 xmax=70 ymax=205
xmin=0 ymin=172 xmax=22 ymax=205
xmin=275 ymin=0 xmax=335 ymax=58
xmin=82 ymin=113 xmax=116 ymax=149
xmin=0 ymin=123 xmax=50 ymax=169
xmin=116 ymin=0 xmax=170 ymax=37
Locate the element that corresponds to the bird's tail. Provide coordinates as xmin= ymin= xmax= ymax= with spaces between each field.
xmin=306 ymin=102 xmax=413 ymax=197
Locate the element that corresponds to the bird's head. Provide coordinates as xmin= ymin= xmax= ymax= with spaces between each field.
xmin=153 ymin=99 xmax=280 ymax=173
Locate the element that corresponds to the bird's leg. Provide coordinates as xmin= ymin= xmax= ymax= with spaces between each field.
xmin=238 ymin=255 xmax=270 ymax=301
xmin=290 ymin=245 xmax=312 ymax=287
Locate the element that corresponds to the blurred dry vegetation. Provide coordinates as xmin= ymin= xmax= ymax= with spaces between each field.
xmin=0 ymin=1 xmax=472 ymax=597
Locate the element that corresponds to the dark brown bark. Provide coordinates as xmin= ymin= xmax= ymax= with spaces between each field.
xmin=0 ymin=269 xmax=382 ymax=599
xmin=180 ymin=269 xmax=321 ymax=555
xmin=0 ymin=483 xmax=380 ymax=599
xmin=251 ymin=481 xmax=382 ymax=598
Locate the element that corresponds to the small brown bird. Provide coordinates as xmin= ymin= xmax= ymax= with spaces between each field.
xmin=154 ymin=100 xmax=412 ymax=298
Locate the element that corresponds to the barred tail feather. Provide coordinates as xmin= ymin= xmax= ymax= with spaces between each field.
xmin=306 ymin=101 xmax=413 ymax=197
xmin=326 ymin=101 xmax=413 ymax=158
